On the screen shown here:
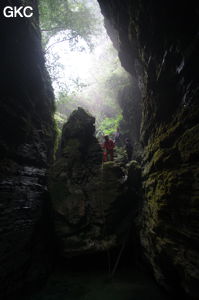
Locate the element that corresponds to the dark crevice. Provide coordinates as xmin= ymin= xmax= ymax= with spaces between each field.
xmin=0 ymin=1 xmax=198 ymax=300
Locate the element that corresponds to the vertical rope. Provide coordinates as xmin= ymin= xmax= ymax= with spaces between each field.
xmin=99 ymin=163 xmax=112 ymax=276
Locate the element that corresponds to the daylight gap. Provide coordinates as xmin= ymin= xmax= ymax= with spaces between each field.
xmin=39 ymin=0 xmax=137 ymax=155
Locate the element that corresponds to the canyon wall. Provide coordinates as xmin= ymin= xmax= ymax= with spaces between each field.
xmin=0 ymin=0 xmax=198 ymax=298
xmin=98 ymin=0 xmax=199 ymax=297
xmin=0 ymin=0 xmax=55 ymax=297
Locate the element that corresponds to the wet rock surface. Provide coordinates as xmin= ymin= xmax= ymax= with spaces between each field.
xmin=0 ymin=0 xmax=198 ymax=299
xmin=49 ymin=108 xmax=138 ymax=257
xmin=0 ymin=0 xmax=55 ymax=297
xmin=98 ymin=0 xmax=199 ymax=297
xmin=140 ymin=109 xmax=199 ymax=296
xmin=117 ymin=80 xmax=142 ymax=158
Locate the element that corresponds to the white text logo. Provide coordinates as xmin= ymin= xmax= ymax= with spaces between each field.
xmin=3 ymin=6 xmax=33 ymax=18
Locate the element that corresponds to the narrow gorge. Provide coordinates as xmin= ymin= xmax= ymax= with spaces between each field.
xmin=0 ymin=1 xmax=198 ymax=299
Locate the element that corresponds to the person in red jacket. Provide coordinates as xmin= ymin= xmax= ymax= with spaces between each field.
xmin=103 ymin=135 xmax=115 ymax=161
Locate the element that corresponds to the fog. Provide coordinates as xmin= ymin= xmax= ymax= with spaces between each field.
xmin=41 ymin=0 xmax=130 ymax=137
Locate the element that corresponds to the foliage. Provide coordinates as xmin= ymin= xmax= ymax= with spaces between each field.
xmin=55 ymin=92 xmax=81 ymax=117
xmin=39 ymin=0 xmax=101 ymax=91
xmin=53 ymin=116 xmax=62 ymax=159
xmin=39 ymin=0 xmax=98 ymax=50
xmin=97 ymin=114 xmax=122 ymax=138
xmin=53 ymin=43 xmax=130 ymax=139
xmin=39 ymin=0 xmax=131 ymax=147
xmin=54 ymin=111 xmax=67 ymax=130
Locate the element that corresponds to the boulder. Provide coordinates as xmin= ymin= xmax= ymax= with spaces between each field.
xmin=49 ymin=108 xmax=135 ymax=257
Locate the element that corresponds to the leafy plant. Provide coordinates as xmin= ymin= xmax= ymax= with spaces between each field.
xmin=39 ymin=0 xmax=98 ymax=50
xmin=39 ymin=0 xmax=131 ymax=147
xmin=96 ymin=114 xmax=122 ymax=138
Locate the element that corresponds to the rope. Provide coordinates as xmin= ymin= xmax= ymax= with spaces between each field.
xmin=110 ymin=233 xmax=128 ymax=278
xmin=100 ymin=162 xmax=132 ymax=279
xmin=99 ymin=163 xmax=112 ymax=276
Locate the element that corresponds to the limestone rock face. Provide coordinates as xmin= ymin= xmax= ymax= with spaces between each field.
xmin=98 ymin=0 xmax=199 ymax=297
xmin=0 ymin=1 xmax=55 ymax=297
xmin=118 ymin=82 xmax=142 ymax=158
xmin=140 ymin=113 xmax=199 ymax=295
xmin=49 ymin=108 xmax=134 ymax=257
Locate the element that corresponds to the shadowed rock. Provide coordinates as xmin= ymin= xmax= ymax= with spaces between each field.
xmin=49 ymin=108 xmax=137 ymax=257
xmin=97 ymin=0 xmax=199 ymax=297
xmin=0 ymin=1 xmax=56 ymax=297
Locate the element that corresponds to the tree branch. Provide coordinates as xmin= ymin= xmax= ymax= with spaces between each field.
xmin=45 ymin=34 xmax=79 ymax=53
xmin=41 ymin=27 xmax=66 ymax=32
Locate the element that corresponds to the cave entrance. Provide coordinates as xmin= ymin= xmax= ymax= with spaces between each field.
xmin=39 ymin=0 xmax=142 ymax=160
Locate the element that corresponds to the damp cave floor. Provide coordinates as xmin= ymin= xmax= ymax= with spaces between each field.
xmin=23 ymin=265 xmax=170 ymax=300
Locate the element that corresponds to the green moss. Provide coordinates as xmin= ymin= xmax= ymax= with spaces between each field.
xmin=178 ymin=124 xmax=199 ymax=162
xmin=53 ymin=120 xmax=61 ymax=159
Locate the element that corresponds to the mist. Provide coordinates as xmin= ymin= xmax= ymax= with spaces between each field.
xmin=40 ymin=0 xmax=131 ymax=138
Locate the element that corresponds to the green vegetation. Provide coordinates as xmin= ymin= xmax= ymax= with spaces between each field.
xmin=39 ymin=0 xmax=131 ymax=142
xmin=97 ymin=115 xmax=122 ymax=137
xmin=39 ymin=0 xmax=98 ymax=49
xmin=53 ymin=42 xmax=130 ymax=137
